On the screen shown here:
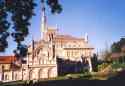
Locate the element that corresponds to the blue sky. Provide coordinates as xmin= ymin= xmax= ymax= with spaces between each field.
xmin=1 ymin=0 xmax=125 ymax=55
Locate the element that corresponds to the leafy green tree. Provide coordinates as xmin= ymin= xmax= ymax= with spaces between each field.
xmin=111 ymin=42 xmax=121 ymax=53
xmin=111 ymin=38 xmax=125 ymax=63
xmin=111 ymin=38 xmax=125 ymax=53
xmin=0 ymin=0 xmax=62 ymax=57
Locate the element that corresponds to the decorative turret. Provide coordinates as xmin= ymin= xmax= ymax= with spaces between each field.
xmin=85 ymin=33 xmax=88 ymax=43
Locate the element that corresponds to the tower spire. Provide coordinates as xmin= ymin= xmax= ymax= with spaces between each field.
xmin=85 ymin=33 xmax=88 ymax=43
xmin=41 ymin=0 xmax=47 ymax=40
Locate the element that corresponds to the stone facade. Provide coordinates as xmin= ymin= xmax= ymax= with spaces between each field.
xmin=0 ymin=27 xmax=94 ymax=82
xmin=0 ymin=0 xmax=94 ymax=81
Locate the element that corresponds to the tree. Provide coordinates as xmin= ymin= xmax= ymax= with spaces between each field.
xmin=0 ymin=0 xmax=62 ymax=57
xmin=111 ymin=42 xmax=121 ymax=53
xmin=104 ymin=50 xmax=112 ymax=62
xmin=91 ymin=53 xmax=98 ymax=72
xmin=111 ymin=38 xmax=125 ymax=53
xmin=111 ymin=38 xmax=125 ymax=63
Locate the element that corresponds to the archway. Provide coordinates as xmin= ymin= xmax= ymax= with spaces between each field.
xmin=48 ymin=67 xmax=57 ymax=78
xmin=29 ymin=70 xmax=34 ymax=80
xmin=39 ymin=68 xmax=49 ymax=79
xmin=4 ymin=74 xmax=9 ymax=80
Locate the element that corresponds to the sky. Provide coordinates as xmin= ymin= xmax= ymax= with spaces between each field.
xmin=1 ymin=0 xmax=125 ymax=55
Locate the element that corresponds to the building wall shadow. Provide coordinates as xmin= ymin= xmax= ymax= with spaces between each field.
xmin=57 ymin=57 xmax=89 ymax=75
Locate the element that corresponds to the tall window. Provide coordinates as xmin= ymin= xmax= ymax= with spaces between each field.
xmin=72 ymin=51 xmax=74 ymax=57
xmin=67 ymin=51 xmax=69 ymax=57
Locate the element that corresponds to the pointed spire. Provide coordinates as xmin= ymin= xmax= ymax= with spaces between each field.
xmin=56 ymin=24 xmax=59 ymax=33
xmin=85 ymin=33 xmax=88 ymax=43
xmin=41 ymin=0 xmax=47 ymax=39
xmin=56 ymin=24 xmax=58 ymax=29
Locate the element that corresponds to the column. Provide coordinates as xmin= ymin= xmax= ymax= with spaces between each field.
xmin=88 ymin=57 xmax=92 ymax=72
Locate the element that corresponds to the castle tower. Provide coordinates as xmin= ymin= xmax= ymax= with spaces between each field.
xmin=41 ymin=0 xmax=48 ymax=41
xmin=40 ymin=0 xmax=56 ymax=60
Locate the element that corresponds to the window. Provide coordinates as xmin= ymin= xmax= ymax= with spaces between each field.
xmin=72 ymin=51 xmax=74 ymax=57
xmin=74 ymin=51 xmax=77 ymax=56
xmin=73 ymin=45 xmax=76 ymax=47
xmin=69 ymin=45 xmax=71 ymax=48
xmin=67 ymin=51 xmax=69 ymax=57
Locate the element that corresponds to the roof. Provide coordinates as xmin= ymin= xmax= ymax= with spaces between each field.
xmin=55 ymin=35 xmax=84 ymax=41
xmin=83 ymin=43 xmax=94 ymax=49
xmin=0 ymin=56 xmax=17 ymax=64
xmin=47 ymin=28 xmax=57 ymax=32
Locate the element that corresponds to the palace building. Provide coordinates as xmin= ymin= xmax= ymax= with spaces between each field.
xmin=0 ymin=1 xmax=94 ymax=82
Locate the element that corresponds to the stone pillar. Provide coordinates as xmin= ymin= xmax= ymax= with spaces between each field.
xmin=87 ymin=57 xmax=92 ymax=72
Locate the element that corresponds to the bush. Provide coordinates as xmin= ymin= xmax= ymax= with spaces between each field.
xmin=98 ymin=63 xmax=109 ymax=71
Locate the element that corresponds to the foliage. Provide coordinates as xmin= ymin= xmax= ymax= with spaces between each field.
xmin=111 ymin=38 xmax=125 ymax=63
xmin=97 ymin=63 xmax=109 ymax=71
xmin=91 ymin=53 xmax=98 ymax=72
xmin=111 ymin=42 xmax=121 ymax=53
xmin=111 ymin=38 xmax=125 ymax=53
xmin=46 ymin=0 xmax=62 ymax=14
xmin=104 ymin=51 xmax=112 ymax=62
xmin=0 ymin=0 xmax=62 ymax=57
xmin=99 ymin=48 xmax=113 ymax=63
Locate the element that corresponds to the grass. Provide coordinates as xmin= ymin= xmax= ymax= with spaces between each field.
xmin=0 ymin=72 xmax=113 ymax=86
xmin=0 ymin=72 xmax=120 ymax=86
xmin=51 ymin=72 xmax=111 ymax=80
xmin=54 ymin=73 xmax=91 ymax=80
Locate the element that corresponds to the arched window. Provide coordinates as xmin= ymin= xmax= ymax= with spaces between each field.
xmin=39 ymin=68 xmax=48 ymax=79
xmin=48 ymin=67 xmax=57 ymax=78
xmin=29 ymin=70 xmax=33 ymax=80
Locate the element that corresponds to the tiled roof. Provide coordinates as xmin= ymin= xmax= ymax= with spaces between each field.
xmin=0 ymin=56 xmax=17 ymax=64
